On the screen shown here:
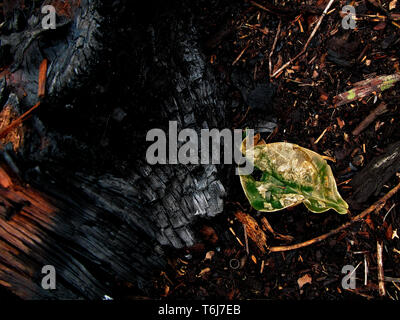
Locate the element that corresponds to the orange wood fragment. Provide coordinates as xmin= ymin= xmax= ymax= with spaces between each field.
xmin=235 ymin=211 xmax=268 ymax=253
xmin=38 ymin=59 xmax=48 ymax=98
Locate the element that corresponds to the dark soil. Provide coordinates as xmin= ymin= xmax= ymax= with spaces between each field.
xmin=147 ymin=0 xmax=400 ymax=300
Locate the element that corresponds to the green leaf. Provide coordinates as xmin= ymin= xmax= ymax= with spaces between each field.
xmin=239 ymin=141 xmax=349 ymax=214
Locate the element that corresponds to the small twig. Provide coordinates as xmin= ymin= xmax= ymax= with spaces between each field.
xmin=350 ymin=261 xmax=363 ymax=279
xmin=345 ymin=289 xmax=374 ymax=300
xmin=269 ymin=180 xmax=400 ymax=252
xmin=261 ymin=217 xmax=294 ymax=242
xmin=314 ymin=127 xmax=328 ymax=145
xmin=243 ymin=224 xmax=249 ymax=255
xmin=364 ymin=255 xmax=368 ymax=286
xmin=357 ymin=44 xmax=370 ymax=62
xmin=352 ymin=103 xmax=388 ymax=136
xmin=271 ymin=0 xmax=335 ymax=78
xmin=392 ymin=21 xmax=400 ymax=29
xmin=392 ymin=281 xmax=400 ymax=292
xmin=383 ymin=203 xmax=396 ymax=222
xmin=269 ymin=19 xmax=281 ymax=77
xmin=353 ymin=13 xmax=400 ymax=22
xmin=250 ymin=1 xmax=286 ymax=16
xmin=232 ymin=41 xmax=250 ymax=66
xmin=0 ymin=102 xmax=41 ymax=139
xmin=261 ymin=216 xmax=275 ymax=234
xmin=377 ymin=241 xmax=386 ymax=296
xmin=385 ymin=276 xmax=400 ymax=283
xmin=260 ymin=259 xmax=265 ymax=274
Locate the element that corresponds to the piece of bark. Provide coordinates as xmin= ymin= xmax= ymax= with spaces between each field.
xmin=235 ymin=211 xmax=268 ymax=253
xmin=349 ymin=141 xmax=400 ymax=207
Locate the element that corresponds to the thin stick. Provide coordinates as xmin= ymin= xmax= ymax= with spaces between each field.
xmin=392 ymin=281 xmax=400 ymax=292
xmin=250 ymin=1 xmax=280 ymax=16
xmin=269 ymin=180 xmax=400 ymax=252
xmin=243 ymin=224 xmax=249 ymax=255
xmin=0 ymin=102 xmax=41 ymax=139
xmin=260 ymin=259 xmax=265 ymax=274
xmin=271 ymin=0 xmax=335 ymax=78
xmin=261 ymin=217 xmax=294 ymax=242
xmin=350 ymin=261 xmax=363 ymax=279
xmin=345 ymin=289 xmax=374 ymax=300
xmin=385 ymin=276 xmax=400 ymax=283
xmin=364 ymin=255 xmax=368 ymax=286
xmin=261 ymin=216 xmax=275 ymax=234
xmin=314 ymin=127 xmax=328 ymax=145
xmin=377 ymin=241 xmax=386 ymax=296
xmin=232 ymin=41 xmax=250 ymax=66
xmin=269 ymin=19 xmax=281 ymax=77
xmin=352 ymin=103 xmax=388 ymax=136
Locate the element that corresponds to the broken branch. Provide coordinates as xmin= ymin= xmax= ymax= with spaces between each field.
xmin=352 ymin=102 xmax=388 ymax=136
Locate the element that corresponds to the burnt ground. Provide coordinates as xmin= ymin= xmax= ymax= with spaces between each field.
xmin=0 ymin=0 xmax=399 ymax=301
xmin=146 ymin=0 xmax=400 ymax=300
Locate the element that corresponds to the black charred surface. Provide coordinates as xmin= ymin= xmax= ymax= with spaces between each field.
xmin=350 ymin=141 xmax=400 ymax=208
xmin=0 ymin=0 xmax=244 ymax=299
xmin=1 ymin=0 xmax=102 ymax=107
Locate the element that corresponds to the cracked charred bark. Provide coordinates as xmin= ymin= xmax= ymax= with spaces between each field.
xmin=349 ymin=141 xmax=400 ymax=208
xmin=0 ymin=0 xmax=228 ymax=299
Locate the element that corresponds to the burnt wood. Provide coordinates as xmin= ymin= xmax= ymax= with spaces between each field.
xmin=0 ymin=0 xmax=231 ymax=299
xmin=349 ymin=141 xmax=400 ymax=208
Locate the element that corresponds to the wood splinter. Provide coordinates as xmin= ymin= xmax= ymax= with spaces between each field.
xmin=38 ymin=58 xmax=48 ymax=98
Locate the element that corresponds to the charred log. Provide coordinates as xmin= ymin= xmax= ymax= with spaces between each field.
xmin=0 ymin=0 xmax=236 ymax=299
xmin=349 ymin=141 xmax=400 ymax=208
